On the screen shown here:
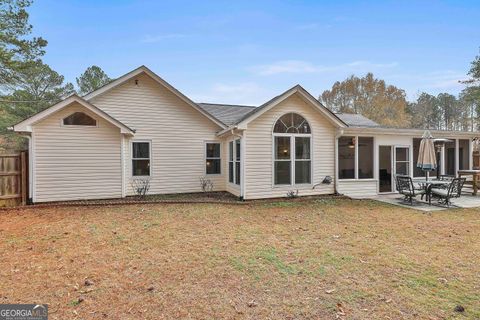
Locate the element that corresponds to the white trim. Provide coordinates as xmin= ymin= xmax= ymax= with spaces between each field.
xmin=61 ymin=111 xmax=98 ymax=128
xmin=394 ymin=145 xmax=411 ymax=177
xmin=13 ymin=95 xmax=134 ymax=135
xmin=377 ymin=145 xmax=394 ymax=193
xmin=441 ymin=145 xmax=446 ymax=176
xmin=338 ymin=135 xmax=375 ymax=181
xmin=84 ymin=66 xmax=226 ymax=129
xmin=272 ymin=134 xmax=313 ymax=187
xmin=354 ymin=136 xmax=359 ymax=179
xmin=204 ymin=141 xmax=222 ymax=175
xmin=131 ymin=140 xmax=152 ymax=177
xmin=344 ymin=127 xmax=479 ymax=138
xmin=25 ymin=135 xmax=33 ymax=202
xmin=240 ymin=134 xmax=246 ymax=198
xmin=469 ymin=138 xmax=473 ymax=170
xmin=455 ymin=139 xmax=460 ymax=176
xmin=227 ymin=138 xmax=242 ymax=189
xmin=237 ymin=85 xmax=346 ymax=129
xmin=121 ymin=136 xmax=126 ymax=197
xmin=31 ymin=129 xmax=37 ymax=203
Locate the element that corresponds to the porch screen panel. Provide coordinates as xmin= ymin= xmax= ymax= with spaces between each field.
xmin=444 ymin=141 xmax=456 ymax=176
xmin=459 ymin=139 xmax=470 ymax=170
xmin=338 ymin=136 xmax=355 ymax=179
xmin=358 ymin=137 xmax=373 ymax=179
xmin=412 ymin=138 xmax=424 ymax=177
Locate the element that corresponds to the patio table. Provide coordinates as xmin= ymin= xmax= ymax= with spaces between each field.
xmin=415 ymin=180 xmax=450 ymax=204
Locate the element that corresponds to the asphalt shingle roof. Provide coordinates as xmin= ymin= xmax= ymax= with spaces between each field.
xmin=335 ymin=113 xmax=381 ymax=128
xmin=197 ymin=101 xmax=380 ymax=128
xmin=197 ymin=103 xmax=256 ymax=126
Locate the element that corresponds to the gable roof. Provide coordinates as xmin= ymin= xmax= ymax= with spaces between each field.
xmin=13 ymin=94 xmax=135 ymax=135
xmin=335 ymin=113 xmax=381 ymax=128
xmin=83 ymin=65 xmax=226 ymax=129
xmin=197 ymin=103 xmax=256 ymax=126
xmin=233 ymin=85 xmax=346 ymax=129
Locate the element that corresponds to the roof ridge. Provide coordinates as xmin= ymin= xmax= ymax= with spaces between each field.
xmin=198 ymin=102 xmax=257 ymax=108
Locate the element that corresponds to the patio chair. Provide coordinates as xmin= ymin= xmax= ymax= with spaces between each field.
xmin=430 ymin=177 xmax=466 ymax=207
xmin=395 ymin=175 xmax=426 ymax=205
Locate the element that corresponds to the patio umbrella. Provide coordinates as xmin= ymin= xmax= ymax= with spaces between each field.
xmin=417 ymin=130 xmax=437 ymax=181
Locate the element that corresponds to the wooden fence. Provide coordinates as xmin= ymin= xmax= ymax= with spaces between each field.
xmin=0 ymin=151 xmax=28 ymax=207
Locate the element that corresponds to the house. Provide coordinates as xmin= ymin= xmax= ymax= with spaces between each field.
xmin=13 ymin=66 xmax=479 ymax=203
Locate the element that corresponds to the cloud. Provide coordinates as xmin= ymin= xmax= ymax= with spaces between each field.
xmin=250 ymin=60 xmax=398 ymax=76
xmin=140 ymin=33 xmax=188 ymax=43
xmin=387 ymin=70 xmax=467 ymax=99
xmin=190 ymin=82 xmax=269 ymax=105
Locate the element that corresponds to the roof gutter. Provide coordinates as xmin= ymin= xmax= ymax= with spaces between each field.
xmin=217 ymin=125 xmax=238 ymax=137
xmin=343 ymin=127 xmax=479 ymax=137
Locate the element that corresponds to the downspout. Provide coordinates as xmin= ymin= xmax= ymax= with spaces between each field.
xmin=334 ymin=128 xmax=344 ymax=195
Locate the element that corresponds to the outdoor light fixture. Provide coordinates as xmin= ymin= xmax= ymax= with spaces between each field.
xmin=135 ymin=79 xmax=139 ymax=85
xmin=348 ymin=137 xmax=356 ymax=148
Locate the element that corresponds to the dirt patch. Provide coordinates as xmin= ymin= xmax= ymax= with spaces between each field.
xmin=0 ymin=199 xmax=479 ymax=319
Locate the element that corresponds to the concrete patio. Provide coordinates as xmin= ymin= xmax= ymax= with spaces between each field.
xmin=368 ymin=192 xmax=480 ymax=212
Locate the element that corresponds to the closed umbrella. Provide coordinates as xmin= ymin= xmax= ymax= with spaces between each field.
xmin=417 ymin=130 xmax=437 ymax=181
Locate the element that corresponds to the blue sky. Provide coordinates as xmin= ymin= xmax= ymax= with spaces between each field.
xmin=30 ymin=0 xmax=479 ymax=105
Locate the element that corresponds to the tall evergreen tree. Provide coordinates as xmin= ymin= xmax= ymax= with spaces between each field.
xmin=76 ymin=65 xmax=112 ymax=96
xmin=0 ymin=0 xmax=47 ymax=88
xmin=0 ymin=60 xmax=74 ymax=148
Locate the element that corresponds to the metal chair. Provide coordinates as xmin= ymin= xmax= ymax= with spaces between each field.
xmin=430 ymin=177 xmax=466 ymax=207
xmin=395 ymin=175 xmax=426 ymax=205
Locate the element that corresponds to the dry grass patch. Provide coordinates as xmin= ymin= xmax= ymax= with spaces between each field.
xmin=0 ymin=199 xmax=479 ymax=319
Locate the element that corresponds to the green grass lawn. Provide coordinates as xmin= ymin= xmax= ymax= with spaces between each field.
xmin=0 ymin=198 xmax=479 ymax=319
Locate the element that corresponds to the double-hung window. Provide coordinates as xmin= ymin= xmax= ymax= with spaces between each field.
xmin=273 ymin=113 xmax=311 ymax=185
xmin=132 ymin=141 xmax=151 ymax=176
xmin=228 ymin=139 xmax=241 ymax=185
xmin=205 ymin=142 xmax=221 ymax=174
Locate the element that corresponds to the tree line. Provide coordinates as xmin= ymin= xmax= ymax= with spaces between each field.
xmin=320 ymin=57 xmax=480 ymax=131
xmin=0 ymin=0 xmax=113 ymax=149
xmin=1 ymin=0 xmax=480 ymax=152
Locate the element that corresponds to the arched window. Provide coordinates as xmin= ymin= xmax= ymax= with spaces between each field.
xmin=63 ymin=112 xmax=97 ymax=126
xmin=273 ymin=112 xmax=311 ymax=134
xmin=273 ymin=113 xmax=311 ymax=185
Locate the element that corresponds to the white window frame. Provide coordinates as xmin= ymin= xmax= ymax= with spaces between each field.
xmin=61 ymin=111 xmax=98 ymax=128
xmin=228 ymin=139 xmax=241 ymax=186
xmin=235 ymin=139 xmax=241 ymax=185
xmin=272 ymin=133 xmax=313 ymax=187
xmin=131 ymin=140 xmax=152 ymax=177
xmin=205 ymin=141 xmax=221 ymax=175
xmin=394 ymin=146 xmax=410 ymax=177
xmin=337 ymin=135 xmax=375 ymax=181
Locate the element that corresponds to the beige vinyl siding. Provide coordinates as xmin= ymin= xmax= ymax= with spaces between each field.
xmin=90 ymin=73 xmax=225 ymax=195
xmin=33 ymin=103 xmax=122 ymax=202
xmin=244 ymin=94 xmax=336 ymax=200
xmin=337 ymin=180 xmax=378 ymax=198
